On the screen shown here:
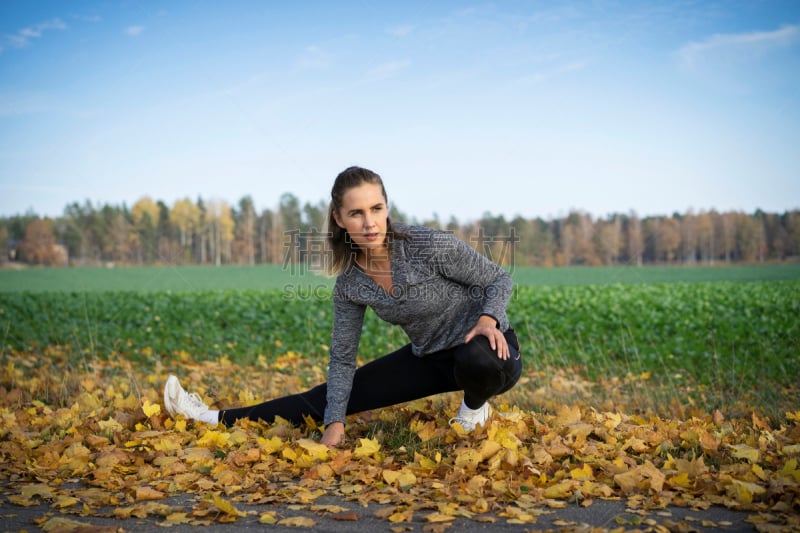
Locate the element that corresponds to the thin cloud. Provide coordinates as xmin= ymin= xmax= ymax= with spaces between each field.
xmin=387 ymin=24 xmax=414 ymax=37
xmin=294 ymin=45 xmax=335 ymax=71
xmin=2 ymin=18 xmax=67 ymax=50
xmin=125 ymin=25 xmax=145 ymax=37
xmin=363 ymin=59 xmax=412 ymax=82
xmin=72 ymin=14 xmax=102 ymax=23
xmin=514 ymin=59 xmax=588 ymax=86
xmin=678 ymin=24 xmax=799 ymax=69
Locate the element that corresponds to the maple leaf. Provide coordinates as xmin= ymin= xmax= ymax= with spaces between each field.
xmin=570 ymin=463 xmax=594 ymax=480
xmin=555 ymin=404 xmax=582 ymax=426
xmin=383 ymin=468 xmax=417 ymax=488
xmin=353 ymin=437 xmax=381 ymax=459
xmin=212 ymin=493 xmax=247 ymax=518
xmin=135 ymin=486 xmax=166 ymax=501
xmin=543 ymin=481 xmax=575 ymax=499
xmin=197 ymin=429 xmax=231 ymax=449
xmin=142 ymin=398 xmax=161 ymax=418
xmin=296 ymin=438 xmax=330 ymax=461
xmin=729 ymin=443 xmax=760 ymax=463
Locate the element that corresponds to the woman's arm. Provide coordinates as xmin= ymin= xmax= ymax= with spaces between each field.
xmin=427 ymin=229 xmax=513 ymax=358
xmin=323 ymin=282 xmax=366 ymax=444
xmin=430 ymin=230 xmax=513 ymax=328
xmin=321 ymin=422 xmax=345 ymax=446
xmin=464 ymin=314 xmax=511 ymax=360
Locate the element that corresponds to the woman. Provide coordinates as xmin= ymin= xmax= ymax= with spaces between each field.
xmin=164 ymin=166 xmax=522 ymax=447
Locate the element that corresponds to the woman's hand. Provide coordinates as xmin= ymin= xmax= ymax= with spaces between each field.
xmin=465 ymin=315 xmax=510 ymax=360
xmin=320 ymin=422 xmax=346 ymax=447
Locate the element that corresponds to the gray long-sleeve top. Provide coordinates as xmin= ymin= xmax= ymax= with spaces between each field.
xmin=324 ymin=223 xmax=513 ymax=425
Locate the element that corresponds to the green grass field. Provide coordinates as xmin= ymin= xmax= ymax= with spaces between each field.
xmin=1 ymin=262 xmax=798 ymax=292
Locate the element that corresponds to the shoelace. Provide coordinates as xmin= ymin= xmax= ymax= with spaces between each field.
xmin=179 ymin=391 xmax=208 ymax=412
xmin=448 ymin=416 xmax=474 ymax=428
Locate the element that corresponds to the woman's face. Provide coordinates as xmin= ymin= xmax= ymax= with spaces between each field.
xmin=333 ymin=182 xmax=388 ymax=254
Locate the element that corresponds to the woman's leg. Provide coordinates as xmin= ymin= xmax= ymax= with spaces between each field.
xmin=220 ymin=343 xmax=460 ymax=427
xmin=453 ymin=328 xmax=522 ymax=409
xmin=219 ymin=328 xmax=521 ymax=427
xmin=219 ymin=385 xmax=328 ymax=427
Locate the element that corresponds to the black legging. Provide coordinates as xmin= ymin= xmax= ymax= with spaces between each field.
xmin=219 ymin=327 xmax=522 ymax=427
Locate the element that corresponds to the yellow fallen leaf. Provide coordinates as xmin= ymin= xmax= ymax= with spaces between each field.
xmin=543 ymin=481 xmax=574 ymax=499
xmin=40 ymin=516 xmax=92 ymax=532
xmin=727 ymin=479 xmax=766 ymax=505
xmin=259 ymin=512 xmax=278 ymax=524
xmin=21 ymin=484 xmax=54 ymax=500
xmin=782 ymin=444 xmax=800 ymax=455
xmin=426 ymin=512 xmax=456 ymax=523
xmin=353 ymin=437 xmax=381 ymax=459
xmin=135 ymin=486 xmax=166 ymax=501
xmin=454 ymin=449 xmax=481 ymax=470
xmin=142 ymin=398 xmax=161 ymax=418
xmin=258 ymin=435 xmax=285 ymax=454
xmin=389 ymin=509 xmax=414 ymax=523
xmin=729 ymin=443 xmax=759 ymax=463
xmin=53 ymin=495 xmax=80 ymax=508
xmin=667 ymin=472 xmax=693 ymax=489
xmin=778 ymin=458 xmax=800 ymax=482
xmin=297 ymin=438 xmax=330 ymax=461
xmin=164 ymin=512 xmax=192 ymax=524
xmin=602 ymin=411 xmax=622 ymax=431
xmin=570 ymin=464 xmax=593 ymax=480
xmin=277 ymin=516 xmax=316 ymax=527
xmin=197 ymin=429 xmax=231 ymax=449
xmin=555 ymin=405 xmax=582 ymax=426
xmin=212 ymin=493 xmax=246 ymax=517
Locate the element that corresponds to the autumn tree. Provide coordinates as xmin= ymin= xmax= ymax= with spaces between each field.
xmin=279 ymin=194 xmax=302 ymax=266
xmin=131 ymin=196 xmax=160 ymax=264
xmin=681 ymin=210 xmax=697 ymax=264
xmin=736 ymin=212 xmax=766 ymax=262
xmin=0 ymin=224 xmax=7 ymax=262
xmin=625 ymin=211 xmax=644 ymax=266
xmin=18 ymin=218 xmax=65 ymax=266
xmin=694 ymin=210 xmax=714 ymax=263
xmin=653 ymin=217 xmax=681 ymax=263
xmin=786 ymin=211 xmax=800 ymax=258
xmin=171 ymin=198 xmax=201 ymax=264
xmin=62 ymin=202 xmax=104 ymax=263
xmin=233 ymin=196 xmax=257 ymax=265
xmin=108 ymin=211 xmax=132 ymax=262
xmin=206 ymin=200 xmax=235 ymax=266
xmin=258 ymin=208 xmax=280 ymax=264
xmin=3 ymin=190 xmax=798 ymax=267
xmin=595 ymin=215 xmax=622 ymax=265
xmin=717 ymin=212 xmax=736 ymax=262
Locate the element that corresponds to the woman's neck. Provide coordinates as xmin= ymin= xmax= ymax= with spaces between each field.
xmin=359 ymin=248 xmax=390 ymax=272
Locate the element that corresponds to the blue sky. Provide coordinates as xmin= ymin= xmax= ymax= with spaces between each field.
xmin=1 ymin=1 xmax=798 ymax=223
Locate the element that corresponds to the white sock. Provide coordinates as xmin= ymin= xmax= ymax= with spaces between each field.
xmin=460 ymin=399 xmax=484 ymax=415
xmin=198 ymin=409 xmax=220 ymax=426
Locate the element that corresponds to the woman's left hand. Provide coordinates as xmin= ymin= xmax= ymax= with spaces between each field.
xmin=465 ymin=315 xmax=510 ymax=360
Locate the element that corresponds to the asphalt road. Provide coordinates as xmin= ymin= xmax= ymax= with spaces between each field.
xmin=0 ymin=479 xmax=760 ymax=532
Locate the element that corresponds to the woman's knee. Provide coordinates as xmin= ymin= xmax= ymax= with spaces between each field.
xmin=454 ymin=331 xmax=522 ymax=394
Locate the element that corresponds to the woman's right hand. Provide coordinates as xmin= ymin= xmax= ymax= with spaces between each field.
xmin=320 ymin=421 xmax=345 ymax=447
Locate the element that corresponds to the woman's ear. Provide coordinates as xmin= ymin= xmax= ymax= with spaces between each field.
xmin=332 ymin=209 xmax=345 ymax=229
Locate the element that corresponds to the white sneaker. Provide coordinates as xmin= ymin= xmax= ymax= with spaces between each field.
xmin=449 ymin=402 xmax=490 ymax=431
xmin=163 ymin=374 xmax=210 ymax=420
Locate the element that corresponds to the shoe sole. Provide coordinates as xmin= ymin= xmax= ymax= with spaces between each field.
xmin=164 ymin=375 xmax=176 ymax=415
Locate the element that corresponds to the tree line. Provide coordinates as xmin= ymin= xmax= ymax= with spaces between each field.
xmin=1 ymin=192 xmax=798 ymax=268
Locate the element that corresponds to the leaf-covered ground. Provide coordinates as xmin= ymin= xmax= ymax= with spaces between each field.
xmin=1 ymin=347 xmax=798 ymax=532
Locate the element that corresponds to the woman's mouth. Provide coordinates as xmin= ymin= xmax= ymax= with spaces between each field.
xmin=364 ymin=232 xmax=379 ymax=241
